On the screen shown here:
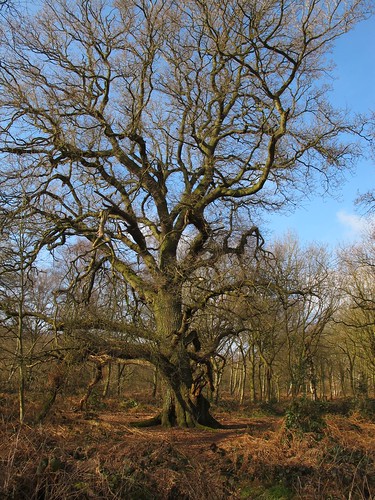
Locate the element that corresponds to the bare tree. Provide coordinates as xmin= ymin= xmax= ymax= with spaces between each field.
xmin=0 ymin=1 xmax=12 ymax=8
xmin=0 ymin=0 xmax=370 ymax=427
xmin=356 ymin=108 xmax=375 ymax=215
xmin=356 ymin=190 xmax=375 ymax=215
xmin=336 ymin=227 xmax=375 ymax=395
xmin=0 ymin=195 xmax=44 ymax=421
xmin=262 ymin=236 xmax=338 ymax=399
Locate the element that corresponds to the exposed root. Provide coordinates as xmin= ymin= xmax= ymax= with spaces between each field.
xmin=130 ymin=414 xmax=162 ymax=428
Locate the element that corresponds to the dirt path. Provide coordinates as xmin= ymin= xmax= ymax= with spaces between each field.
xmin=67 ymin=410 xmax=282 ymax=462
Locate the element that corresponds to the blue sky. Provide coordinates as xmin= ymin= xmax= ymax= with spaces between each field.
xmin=266 ymin=15 xmax=375 ymax=249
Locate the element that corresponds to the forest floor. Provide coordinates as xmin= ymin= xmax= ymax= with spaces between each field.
xmin=1 ymin=393 xmax=375 ymax=499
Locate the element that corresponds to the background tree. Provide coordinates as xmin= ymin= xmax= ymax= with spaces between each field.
xmin=336 ymin=227 xmax=375 ymax=397
xmin=0 ymin=0 xmax=370 ymax=427
xmin=268 ymin=237 xmax=337 ymax=399
xmin=0 ymin=195 xmax=47 ymax=421
xmin=217 ymin=236 xmax=338 ymax=403
xmin=356 ymin=109 xmax=375 ymax=215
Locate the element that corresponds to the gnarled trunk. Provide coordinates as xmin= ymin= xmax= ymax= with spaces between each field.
xmin=158 ymin=346 xmax=221 ymax=428
xmin=160 ymin=384 xmax=220 ymax=428
xmin=152 ymin=290 xmax=221 ymax=428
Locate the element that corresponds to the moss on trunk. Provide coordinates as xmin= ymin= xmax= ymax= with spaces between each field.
xmin=150 ymin=289 xmax=221 ymax=428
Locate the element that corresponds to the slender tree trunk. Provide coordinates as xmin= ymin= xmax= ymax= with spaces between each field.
xmin=258 ymin=361 xmax=263 ymax=401
xmin=275 ymin=376 xmax=280 ymax=402
xmin=308 ymin=358 xmax=318 ymax=401
xmin=211 ymin=357 xmax=224 ymax=404
xmin=17 ymin=206 xmax=27 ymax=424
xmin=329 ymin=367 xmax=334 ymax=400
xmin=339 ymin=364 xmax=347 ymax=398
xmin=229 ymin=361 xmax=236 ymax=395
xmin=265 ymin=365 xmax=272 ymax=403
xmin=102 ymin=363 xmax=111 ymax=398
xmin=237 ymin=346 xmax=247 ymax=405
xmin=239 ymin=363 xmax=246 ymax=405
xmin=79 ymin=362 xmax=103 ymax=411
xmin=117 ymin=363 xmax=126 ymax=397
xmin=347 ymin=358 xmax=356 ymax=396
xmin=151 ymin=366 xmax=158 ymax=398
xmin=35 ymin=364 xmax=65 ymax=423
xmin=319 ymin=361 xmax=326 ymax=400
xmin=234 ymin=361 xmax=241 ymax=398
xmin=248 ymin=345 xmax=257 ymax=403
xmin=17 ymin=302 xmax=25 ymax=424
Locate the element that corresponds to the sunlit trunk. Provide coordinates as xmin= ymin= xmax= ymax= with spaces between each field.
xmin=102 ymin=363 xmax=111 ymax=398
xmin=17 ymin=301 xmax=25 ymax=424
xmin=79 ymin=362 xmax=103 ymax=410
xmin=248 ymin=345 xmax=257 ymax=403
xmin=265 ymin=365 xmax=272 ymax=403
xmin=211 ymin=357 xmax=225 ymax=404
xmin=239 ymin=363 xmax=246 ymax=405
xmin=151 ymin=366 xmax=158 ymax=398
xmin=153 ymin=290 xmax=220 ymax=428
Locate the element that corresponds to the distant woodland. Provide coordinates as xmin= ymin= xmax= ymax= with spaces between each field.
xmin=1 ymin=226 xmax=374 ymax=424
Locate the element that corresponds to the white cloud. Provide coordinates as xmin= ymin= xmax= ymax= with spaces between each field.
xmin=336 ymin=210 xmax=367 ymax=238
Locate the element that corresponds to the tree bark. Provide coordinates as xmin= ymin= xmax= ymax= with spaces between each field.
xmin=35 ymin=365 xmax=64 ymax=423
xmin=248 ymin=344 xmax=257 ymax=403
xmin=151 ymin=366 xmax=158 ymax=398
xmin=211 ymin=357 xmax=225 ymax=404
xmin=102 ymin=363 xmax=111 ymax=398
xmin=156 ymin=342 xmax=221 ymax=428
xmin=151 ymin=290 xmax=221 ymax=428
xmin=79 ymin=362 xmax=104 ymax=411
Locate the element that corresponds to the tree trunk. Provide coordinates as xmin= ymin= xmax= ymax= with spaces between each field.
xmin=229 ymin=361 xmax=236 ymax=395
xmin=275 ymin=376 xmax=281 ymax=402
xmin=239 ymin=363 xmax=246 ymax=405
xmin=347 ymin=357 xmax=356 ymax=397
xmin=151 ymin=366 xmax=158 ymax=398
xmin=157 ymin=343 xmax=221 ymax=428
xmin=319 ymin=361 xmax=326 ymax=400
xmin=248 ymin=344 xmax=257 ymax=403
xmin=159 ymin=384 xmax=220 ymax=428
xmin=258 ymin=361 xmax=263 ymax=401
xmin=35 ymin=365 xmax=64 ymax=423
xmin=211 ymin=357 xmax=225 ymax=404
xmin=117 ymin=363 xmax=126 ymax=397
xmin=265 ymin=365 xmax=272 ymax=403
xmin=17 ymin=313 xmax=25 ymax=423
xmin=102 ymin=363 xmax=111 ymax=398
xmin=329 ymin=367 xmax=334 ymax=400
xmin=79 ymin=362 xmax=103 ymax=411
xmin=152 ymin=290 xmax=221 ymax=428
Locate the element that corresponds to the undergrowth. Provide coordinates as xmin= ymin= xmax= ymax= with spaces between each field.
xmin=284 ymin=398 xmax=326 ymax=436
xmin=1 ymin=395 xmax=375 ymax=499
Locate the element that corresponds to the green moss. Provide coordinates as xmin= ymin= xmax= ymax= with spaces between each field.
xmin=240 ymin=483 xmax=293 ymax=499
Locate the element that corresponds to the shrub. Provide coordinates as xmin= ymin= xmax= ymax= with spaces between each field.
xmin=353 ymin=397 xmax=375 ymax=420
xmin=285 ymin=398 xmax=326 ymax=436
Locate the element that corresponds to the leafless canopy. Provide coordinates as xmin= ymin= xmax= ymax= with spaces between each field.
xmin=0 ymin=0 xmax=369 ymax=291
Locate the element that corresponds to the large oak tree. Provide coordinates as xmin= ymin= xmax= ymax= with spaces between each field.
xmin=0 ymin=0 xmax=370 ymax=426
